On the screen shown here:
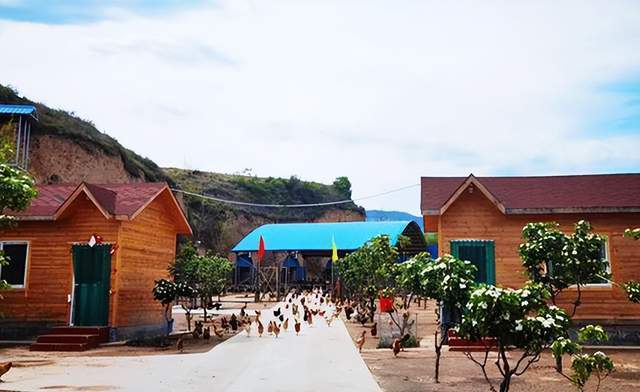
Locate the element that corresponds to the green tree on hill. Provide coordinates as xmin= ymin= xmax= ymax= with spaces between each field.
xmin=333 ymin=176 xmax=352 ymax=198
xmin=0 ymin=121 xmax=38 ymax=293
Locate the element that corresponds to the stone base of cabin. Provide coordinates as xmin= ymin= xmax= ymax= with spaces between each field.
xmin=110 ymin=322 xmax=167 ymax=342
xmin=0 ymin=320 xmax=168 ymax=343
xmin=571 ymin=320 xmax=640 ymax=346
xmin=0 ymin=320 xmax=63 ymax=341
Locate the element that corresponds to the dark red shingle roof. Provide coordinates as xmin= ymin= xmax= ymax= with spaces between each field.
xmin=14 ymin=182 xmax=167 ymax=219
xmin=421 ymin=174 xmax=640 ymax=214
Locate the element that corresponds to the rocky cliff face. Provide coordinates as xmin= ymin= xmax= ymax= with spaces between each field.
xmin=29 ymin=134 xmax=142 ymax=184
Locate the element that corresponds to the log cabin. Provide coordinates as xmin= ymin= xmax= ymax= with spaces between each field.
xmin=0 ymin=182 xmax=191 ymax=342
xmin=422 ymin=174 xmax=640 ymax=342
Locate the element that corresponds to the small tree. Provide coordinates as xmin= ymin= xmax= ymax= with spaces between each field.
xmin=622 ymin=229 xmax=640 ymax=302
xmin=336 ymin=235 xmax=399 ymax=320
xmin=407 ymin=253 xmax=477 ymax=383
xmin=0 ymin=121 xmax=37 ymax=297
xmin=396 ymin=251 xmax=432 ymax=308
xmin=193 ymin=253 xmax=233 ymax=307
xmin=552 ymin=325 xmax=614 ymax=392
xmin=170 ymin=243 xmax=233 ymax=323
xmin=458 ymin=283 xmax=569 ymax=392
xmin=519 ymin=220 xmax=608 ymax=316
xmin=152 ymin=279 xmax=194 ymax=333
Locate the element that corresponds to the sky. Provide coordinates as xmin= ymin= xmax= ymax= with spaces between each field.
xmin=1 ymin=0 xmax=639 ymax=215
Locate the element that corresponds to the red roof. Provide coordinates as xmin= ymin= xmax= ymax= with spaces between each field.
xmin=12 ymin=182 xmax=185 ymax=223
xmin=421 ymin=174 xmax=640 ymax=215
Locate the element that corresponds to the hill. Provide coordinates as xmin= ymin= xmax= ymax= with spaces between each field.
xmin=165 ymin=168 xmax=364 ymax=252
xmin=0 ymin=84 xmax=168 ymax=184
xmin=0 ymin=84 xmax=364 ymax=253
xmin=366 ymin=209 xmax=423 ymax=231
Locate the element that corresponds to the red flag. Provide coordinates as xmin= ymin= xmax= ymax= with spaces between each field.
xmin=257 ymin=235 xmax=266 ymax=263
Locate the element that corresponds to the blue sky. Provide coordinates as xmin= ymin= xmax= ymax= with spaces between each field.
xmin=1 ymin=0 xmax=639 ymax=214
xmin=0 ymin=0 xmax=211 ymax=24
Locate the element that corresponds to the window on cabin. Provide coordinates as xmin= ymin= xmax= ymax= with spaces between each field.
xmin=543 ymin=237 xmax=611 ymax=286
xmin=584 ymin=237 xmax=611 ymax=285
xmin=0 ymin=242 xmax=29 ymax=288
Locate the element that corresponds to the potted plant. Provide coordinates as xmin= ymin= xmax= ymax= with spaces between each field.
xmin=379 ymin=287 xmax=395 ymax=313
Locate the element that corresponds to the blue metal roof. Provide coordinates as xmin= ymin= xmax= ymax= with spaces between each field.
xmin=232 ymin=221 xmax=420 ymax=252
xmin=0 ymin=104 xmax=37 ymax=116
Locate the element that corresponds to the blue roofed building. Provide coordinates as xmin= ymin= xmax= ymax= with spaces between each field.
xmin=231 ymin=221 xmax=426 ymax=290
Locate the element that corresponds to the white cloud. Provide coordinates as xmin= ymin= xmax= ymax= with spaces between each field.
xmin=1 ymin=0 xmax=639 ymax=215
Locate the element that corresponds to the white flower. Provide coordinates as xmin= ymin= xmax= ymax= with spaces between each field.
xmin=521 ymin=300 xmax=529 ymax=306
xmin=515 ymin=322 xmax=523 ymax=332
xmin=459 ymin=283 xmax=467 ymax=289
xmin=521 ymin=289 xmax=530 ymax=298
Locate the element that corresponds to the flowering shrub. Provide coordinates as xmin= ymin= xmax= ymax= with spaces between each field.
xmin=624 ymin=228 xmax=640 ymax=240
xmin=153 ymin=279 xmax=177 ymax=305
xmin=396 ymin=252 xmax=433 ymax=304
xmin=459 ymin=283 xmax=568 ymax=348
xmin=457 ymin=283 xmax=569 ymax=392
xmin=552 ymin=325 xmax=614 ymax=391
xmin=401 ymin=253 xmax=476 ymax=383
xmin=420 ymin=254 xmax=477 ymax=308
xmin=622 ymin=281 xmax=640 ymax=303
xmin=519 ymin=220 xmax=608 ymax=315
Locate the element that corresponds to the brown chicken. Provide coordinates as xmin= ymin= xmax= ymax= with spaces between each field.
xmin=257 ymin=320 xmax=264 ymax=337
xmin=176 ymin=336 xmax=184 ymax=353
xmin=213 ymin=325 xmax=224 ymax=339
xmin=307 ymin=310 xmax=313 ymax=326
xmin=0 ymin=362 xmax=12 ymax=382
xmin=283 ymin=318 xmax=289 ymax=331
xmin=240 ymin=303 xmax=247 ymax=318
xmin=392 ymin=338 xmax=401 ymax=357
xmin=273 ymin=323 xmax=281 ymax=338
xmin=294 ymin=319 xmax=301 ymax=335
xmin=356 ymin=331 xmax=366 ymax=352
xmin=203 ymin=326 xmax=211 ymax=341
xmin=370 ymin=322 xmax=377 ymax=337
xmin=267 ymin=321 xmax=274 ymax=335
xmin=255 ymin=310 xmax=262 ymax=322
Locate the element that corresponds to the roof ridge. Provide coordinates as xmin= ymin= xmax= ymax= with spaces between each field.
xmin=422 ymin=173 xmax=640 ymax=180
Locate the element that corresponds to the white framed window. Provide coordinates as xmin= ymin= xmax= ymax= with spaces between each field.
xmin=584 ymin=235 xmax=611 ymax=287
xmin=0 ymin=241 xmax=30 ymax=288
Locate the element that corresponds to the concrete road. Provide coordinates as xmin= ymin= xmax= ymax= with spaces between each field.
xmin=4 ymin=297 xmax=381 ymax=392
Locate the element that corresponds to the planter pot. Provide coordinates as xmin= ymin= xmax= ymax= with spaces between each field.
xmin=379 ymin=296 xmax=394 ymax=313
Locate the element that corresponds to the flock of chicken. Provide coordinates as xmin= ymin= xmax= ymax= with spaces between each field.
xmin=177 ymin=288 xmax=409 ymax=359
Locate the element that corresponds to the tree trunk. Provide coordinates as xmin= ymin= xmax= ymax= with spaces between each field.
xmin=555 ymin=354 xmax=563 ymax=373
xmin=499 ymin=345 xmax=512 ymax=392
xmin=203 ymin=297 xmax=208 ymax=322
xmin=434 ymin=331 xmax=442 ymax=383
xmin=499 ymin=375 xmax=511 ymax=392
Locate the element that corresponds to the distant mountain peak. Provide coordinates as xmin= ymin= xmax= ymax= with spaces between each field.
xmin=365 ymin=209 xmax=423 ymax=231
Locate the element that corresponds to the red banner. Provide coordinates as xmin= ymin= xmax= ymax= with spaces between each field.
xmin=257 ymin=235 xmax=265 ymax=263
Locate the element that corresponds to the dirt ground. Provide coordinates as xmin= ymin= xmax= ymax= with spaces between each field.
xmin=343 ymin=299 xmax=640 ymax=392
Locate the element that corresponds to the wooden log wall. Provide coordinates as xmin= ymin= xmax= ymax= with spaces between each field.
xmin=437 ymin=186 xmax=640 ymax=322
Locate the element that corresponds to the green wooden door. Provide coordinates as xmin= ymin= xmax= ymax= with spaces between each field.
xmin=450 ymin=240 xmax=495 ymax=284
xmin=72 ymin=244 xmax=112 ymax=326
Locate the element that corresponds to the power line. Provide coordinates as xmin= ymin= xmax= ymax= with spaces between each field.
xmin=171 ymin=183 xmax=419 ymax=208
